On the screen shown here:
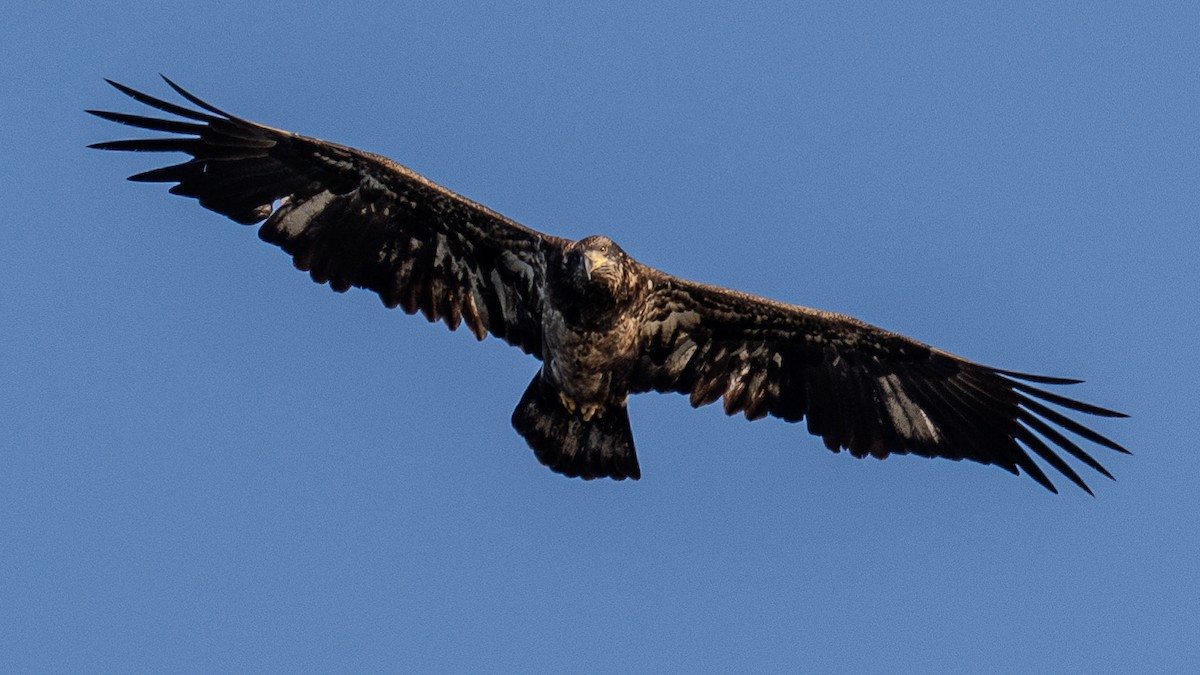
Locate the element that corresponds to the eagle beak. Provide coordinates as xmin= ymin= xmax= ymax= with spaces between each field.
xmin=583 ymin=250 xmax=608 ymax=279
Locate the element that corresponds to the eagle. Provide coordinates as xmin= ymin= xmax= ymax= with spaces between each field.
xmin=89 ymin=77 xmax=1128 ymax=493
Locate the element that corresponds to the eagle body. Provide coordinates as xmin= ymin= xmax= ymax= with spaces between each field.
xmin=543 ymin=236 xmax=645 ymax=410
xmin=541 ymin=300 xmax=640 ymax=414
xmin=90 ymin=78 xmax=1130 ymax=493
xmin=520 ymin=236 xmax=648 ymax=478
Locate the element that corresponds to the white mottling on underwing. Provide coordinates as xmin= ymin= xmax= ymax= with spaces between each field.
xmin=378 ymin=244 xmax=402 ymax=265
xmin=500 ymin=251 xmax=532 ymax=275
xmin=471 ymin=283 xmax=490 ymax=327
xmin=275 ymin=190 xmax=334 ymax=236
xmin=363 ymin=175 xmax=386 ymax=192
xmin=433 ymin=236 xmax=448 ymax=269
xmin=491 ymin=269 xmax=508 ymax=318
xmin=648 ymin=310 xmax=699 ymax=344
xmin=879 ymin=373 xmax=940 ymax=444
xmin=316 ymin=155 xmax=355 ymax=171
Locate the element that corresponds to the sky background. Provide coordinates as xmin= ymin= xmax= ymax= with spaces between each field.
xmin=3 ymin=1 xmax=1198 ymax=672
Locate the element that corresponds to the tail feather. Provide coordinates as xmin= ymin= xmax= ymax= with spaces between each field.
xmin=511 ymin=372 xmax=640 ymax=480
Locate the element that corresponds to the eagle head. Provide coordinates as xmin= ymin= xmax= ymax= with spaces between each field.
xmin=566 ymin=236 xmax=634 ymax=296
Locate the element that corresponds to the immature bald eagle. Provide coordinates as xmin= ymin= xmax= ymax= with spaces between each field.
xmin=89 ymin=78 xmax=1128 ymax=493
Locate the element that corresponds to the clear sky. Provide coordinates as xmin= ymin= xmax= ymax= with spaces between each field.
xmin=3 ymin=1 xmax=1197 ymax=672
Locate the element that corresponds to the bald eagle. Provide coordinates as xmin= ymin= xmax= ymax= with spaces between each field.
xmin=89 ymin=77 xmax=1128 ymax=493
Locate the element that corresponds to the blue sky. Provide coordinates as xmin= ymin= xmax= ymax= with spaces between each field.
xmin=3 ymin=1 xmax=1198 ymax=672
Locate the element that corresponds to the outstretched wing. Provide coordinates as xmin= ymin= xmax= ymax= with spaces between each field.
xmin=632 ymin=271 xmax=1129 ymax=494
xmin=89 ymin=77 xmax=568 ymax=355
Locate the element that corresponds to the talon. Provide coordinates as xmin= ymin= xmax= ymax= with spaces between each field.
xmin=559 ymin=392 xmax=578 ymax=414
xmin=581 ymin=404 xmax=601 ymax=421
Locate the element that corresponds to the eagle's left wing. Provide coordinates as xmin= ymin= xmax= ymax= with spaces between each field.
xmin=89 ymin=78 xmax=567 ymax=356
xmin=632 ymin=269 xmax=1128 ymax=494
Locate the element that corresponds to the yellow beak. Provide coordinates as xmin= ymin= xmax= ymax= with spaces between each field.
xmin=583 ymin=250 xmax=608 ymax=279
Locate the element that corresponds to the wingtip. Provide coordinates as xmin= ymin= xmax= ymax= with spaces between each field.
xmin=1078 ymin=478 xmax=1095 ymax=497
xmin=94 ymin=76 xmax=225 ymax=124
xmin=1088 ymin=404 xmax=1129 ymax=419
xmin=104 ymin=78 xmax=137 ymax=96
xmin=1023 ymin=465 xmax=1060 ymax=494
xmin=996 ymin=368 xmax=1084 ymax=385
xmin=158 ymin=74 xmax=234 ymax=118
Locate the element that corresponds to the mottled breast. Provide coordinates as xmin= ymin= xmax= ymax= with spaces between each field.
xmin=541 ymin=304 xmax=644 ymax=406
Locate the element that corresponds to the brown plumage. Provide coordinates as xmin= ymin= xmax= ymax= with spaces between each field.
xmin=89 ymin=77 xmax=1129 ymax=493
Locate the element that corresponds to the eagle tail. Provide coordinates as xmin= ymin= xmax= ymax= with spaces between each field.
xmin=511 ymin=371 xmax=641 ymax=480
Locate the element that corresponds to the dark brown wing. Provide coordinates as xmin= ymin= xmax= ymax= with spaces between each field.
xmin=632 ymin=269 xmax=1129 ymax=494
xmin=89 ymin=77 xmax=568 ymax=355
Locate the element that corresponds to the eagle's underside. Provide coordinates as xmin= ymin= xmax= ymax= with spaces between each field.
xmin=89 ymin=77 xmax=1129 ymax=494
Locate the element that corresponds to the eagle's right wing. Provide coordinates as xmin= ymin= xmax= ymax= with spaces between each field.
xmin=90 ymin=77 xmax=569 ymax=356
xmin=633 ymin=269 xmax=1129 ymax=494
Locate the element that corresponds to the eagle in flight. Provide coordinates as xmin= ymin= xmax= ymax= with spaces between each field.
xmin=90 ymin=77 xmax=1128 ymax=493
